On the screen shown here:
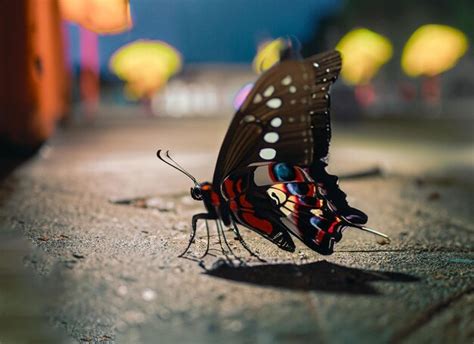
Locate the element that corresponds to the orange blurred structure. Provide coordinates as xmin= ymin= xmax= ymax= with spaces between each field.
xmin=0 ymin=0 xmax=68 ymax=149
xmin=60 ymin=0 xmax=132 ymax=34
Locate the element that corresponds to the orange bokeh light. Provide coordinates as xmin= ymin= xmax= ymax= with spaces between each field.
xmin=60 ymin=0 xmax=132 ymax=34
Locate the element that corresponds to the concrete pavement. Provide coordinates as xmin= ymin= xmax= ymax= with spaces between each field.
xmin=0 ymin=114 xmax=472 ymax=343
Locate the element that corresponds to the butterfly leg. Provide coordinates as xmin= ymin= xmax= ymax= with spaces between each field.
xmin=217 ymin=220 xmax=247 ymax=266
xmin=178 ymin=213 xmax=213 ymax=258
xmin=215 ymin=220 xmax=235 ymax=264
xmin=197 ymin=220 xmax=211 ymax=259
xmin=231 ymin=218 xmax=266 ymax=263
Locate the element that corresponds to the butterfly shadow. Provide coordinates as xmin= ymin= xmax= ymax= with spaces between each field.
xmin=204 ymin=260 xmax=419 ymax=295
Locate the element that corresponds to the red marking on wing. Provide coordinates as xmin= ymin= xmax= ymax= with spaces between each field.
xmin=316 ymin=229 xmax=325 ymax=244
xmin=294 ymin=168 xmax=306 ymax=182
xmin=224 ymin=179 xmax=235 ymax=199
xmin=239 ymin=194 xmax=253 ymax=208
xmin=242 ymin=212 xmax=273 ymax=235
xmin=327 ymin=218 xmax=341 ymax=234
xmin=211 ymin=191 xmax=220 ymax=206
xmin=230 ymin=200 xmax=238 ymax=211
xmin=236 ymin=178 xmax=243 ymax=193
xmin=268 ymin=163 xmax=277 ymax=182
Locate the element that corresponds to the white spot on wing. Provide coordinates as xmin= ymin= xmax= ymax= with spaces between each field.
xmin=264 ymin=132 xmax=279 ymax=143
xmin=243 ymin=115 xmax=255 ymax=122
xmin=259 ymin=148 xmax=276 ymax=160
xmin=253 ymin=94 xmax=262 ymax=103
xmin=270 ymin=117 xmax=282 ymax=127
xmin=266 ymin=98 xmax=282 ymax=109
xmin=289 ymin=86 xmax=296 ymax=93
xmin=281 ymin=75 xmax=292 ymax=85
xmin=263 ymin=85 xmax=275 ymax=97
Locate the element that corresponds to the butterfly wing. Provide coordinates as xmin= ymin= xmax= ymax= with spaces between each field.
xmin=212 ymin=50 xmax=341 ymax=186
xmin=221 ymin=169 xmax=296 ymax=252
xmin=222 ymin=163 xmax=345 ymax=255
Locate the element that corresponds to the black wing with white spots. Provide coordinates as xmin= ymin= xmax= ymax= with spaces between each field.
xmin=212 ymin=50 xmax=342 ymax=186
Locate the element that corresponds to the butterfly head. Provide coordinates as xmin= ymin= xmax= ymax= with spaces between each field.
xmin=192 ymin=181 xmax=212 ymax=199
xmin=190 ymin=185 xmax=203 ymax=200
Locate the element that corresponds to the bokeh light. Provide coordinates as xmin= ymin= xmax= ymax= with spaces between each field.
xmin=402 ymin=24 xmax=469 ymax=77
xmin=336 ymin=28 xmax=393 ymax=85
xmin=233 ymin=83 xmax=254 ymax=110
xmin=252 ymin=38 xmax=286 ymax=74
xmin=60 ymin=0 xmax=132 ymax=34
xmin=109 ymin=40 xmax=182 ymax=100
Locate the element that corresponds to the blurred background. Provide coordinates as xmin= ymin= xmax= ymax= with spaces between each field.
xmin=1 ymin=0 xmax=473 ymax=152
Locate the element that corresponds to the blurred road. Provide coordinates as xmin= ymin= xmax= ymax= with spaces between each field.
xmin=0 ymin=113 xmax=473 ymax=343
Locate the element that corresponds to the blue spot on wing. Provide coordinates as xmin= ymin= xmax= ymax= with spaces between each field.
xmin=287 ymin=182 xmax=309 ymax=196
xmin=273 ymin=163 xmax=295 ymax=182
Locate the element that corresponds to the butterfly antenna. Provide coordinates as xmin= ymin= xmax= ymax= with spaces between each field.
xmin=281 ymin=35 xmax=302 ymax=60
xmin=164 ymin=151 xmax=198 ymax=183
xmin=347 ymin=223 xmax=391 ymax=244
xmin=358 ymin=226 xmax=391 ymax=243
xmin=156 ymin=149 xmax=198 ymax=186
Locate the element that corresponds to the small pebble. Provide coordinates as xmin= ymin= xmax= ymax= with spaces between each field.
xmin=142 ymin=288 xmax=156 ymax=301
xmin=117 ymin=285 xmax=128 ymax=296
xmin=427 ymin=192 xmax=440 ymax=201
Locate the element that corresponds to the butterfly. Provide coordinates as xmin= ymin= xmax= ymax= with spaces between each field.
xmin=157 ymin=47 xmax=389 ymax=260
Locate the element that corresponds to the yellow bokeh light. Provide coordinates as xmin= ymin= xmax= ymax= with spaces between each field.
xmin=109 ymin=40 xmax=182 ymax=99
xmin=402 ymin=24 xmax=468 ymax=77
xmin=60 ymin=0 xmax=132 ymax=34
xmin=336 ymin=28 xmax=393 ymax=85
xmin=253 ymin=38 xmax=286 ymax=74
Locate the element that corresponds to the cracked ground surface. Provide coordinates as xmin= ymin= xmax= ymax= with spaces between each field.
xmin=0 ymin=114 xmax=473 ymax=343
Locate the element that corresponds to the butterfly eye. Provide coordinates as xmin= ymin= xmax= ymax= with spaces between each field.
xmin=190 ymin=187 xmax=203 ymax=200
